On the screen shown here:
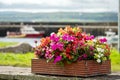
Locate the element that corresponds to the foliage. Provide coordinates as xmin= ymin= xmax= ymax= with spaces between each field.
xmin=34 ymin=26 xmax=110 ymax=65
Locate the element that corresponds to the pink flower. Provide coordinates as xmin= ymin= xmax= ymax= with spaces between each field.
xmin=85 ymin=35 xmax=94 ymax=40
xmin=90 ymin=46 xmax=94 ymax=51
xmin=45 ymin=50 xmax=53 ymax=59
xmin=79 ymin=41 xmax=84 ymax=46
xmin=82 ymin=54 xmax=87 ymax=59
xmin=56 ymin=42 xmax=64 ymax=51
xmin=90 ymin=35 xmax=94 ymax=39
xmin=50 ymin=42 xmax=64 ymax=51
xmin=62 ymin=34 xmax=75 ymax=41
xmin=50 ymin=33 xmax=60 ymax=42
xmin=50 ymin=42 xmax=57 ymax=50
xmin=54 ymin=56 xmax=62 ymax=63
xmin=99 ymin=38 xmax=107 ymax=43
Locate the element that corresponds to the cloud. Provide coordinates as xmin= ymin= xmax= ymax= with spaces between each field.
xmin=0 ymin=0 xmax=118 ymax=12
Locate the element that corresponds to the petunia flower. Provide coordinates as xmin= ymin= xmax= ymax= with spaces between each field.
xmin=97 ymin=59 xmax=101 ymax=63
xmin=45 ymin=49 xmax=53 ymax=59
xmin=56 ymin=42 xmax=64 ymax=51
xmin=50 ymin=42 xmax=64 ymax=51
xmin=99 ymin=38 xmax=107 ymax=43
xmin=85 ymin=35 xmax=94 ymax=40
xmin=82 ymin=54 xmax=87 ymax=59
xmin=40 ymin=37 xmax=50 ymax=47
xmin=62 ymin=34 xmax=75 ymax=41
xmin=54 ymin=56 xmax=62 ymax=63
xmin=50 ymin=33 xmax=60 ymax=42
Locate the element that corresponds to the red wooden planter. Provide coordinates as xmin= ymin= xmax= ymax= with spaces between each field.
xmin=31 ymin=59 xmax=111 ymax=77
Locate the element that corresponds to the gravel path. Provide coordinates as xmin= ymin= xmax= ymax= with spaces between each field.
xmin=0 ymin=66 xmax=120 ymax=80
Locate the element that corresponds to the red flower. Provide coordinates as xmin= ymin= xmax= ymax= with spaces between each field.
xmin=66 ymin=47 xmax=71 ymax=54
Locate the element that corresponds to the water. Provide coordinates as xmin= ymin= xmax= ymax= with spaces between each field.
xmin=0 ymin=37 xmax=41 ymax=47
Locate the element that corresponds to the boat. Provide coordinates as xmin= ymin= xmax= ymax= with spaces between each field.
xmin=7 ymin=26 xmax=45 ymax=38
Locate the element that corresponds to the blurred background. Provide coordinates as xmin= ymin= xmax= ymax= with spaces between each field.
xmin=0 ymin=0 xmax=118 ymax=47
xmin=0 ymin=0 xmax=119 ymax=72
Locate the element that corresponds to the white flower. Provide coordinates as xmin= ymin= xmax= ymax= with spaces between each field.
xmin=97 ymin=59 xmax=101 ymax=63
xmin=100 ymin=54 xmax=104 ymax=57
xmin=101 ymin=49 xmax=104 ymax=52
xmin=97 ymin=48 xmax=104 ymax=53
xmin=97 ymin=48 xmax=101 ymax=52
xmin=97 ymin=55 xmax=101 ymax=58
xmin=93 ymin=39 xmax=97 ymax=42
xmin=50 ymin=32 xmax=55 ymax=35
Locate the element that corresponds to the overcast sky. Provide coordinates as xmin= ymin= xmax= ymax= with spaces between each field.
xmin=0 ymin=0 xmax=118 ymax=12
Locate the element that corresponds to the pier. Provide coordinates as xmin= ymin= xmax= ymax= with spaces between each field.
xmin=0 ymin=22 xmax=118 ymax=37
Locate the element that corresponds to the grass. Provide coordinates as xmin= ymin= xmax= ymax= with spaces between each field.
xmin=0 ymin=42 xmax=18 ymax=48
xmin=110 ymin=48 xmax=120 ymax=72
xmin=0 ymin=41 xmax=34 ymax=67
xmin=0 ymin=52 xmax=34 ymax=67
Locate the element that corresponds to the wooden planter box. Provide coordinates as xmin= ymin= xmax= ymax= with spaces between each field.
xmin=31 ymin=59 xmax=111 ymax=77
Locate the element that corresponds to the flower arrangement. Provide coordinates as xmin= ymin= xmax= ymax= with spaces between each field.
xmin=34 ymin=26 xmax=110 ymax=65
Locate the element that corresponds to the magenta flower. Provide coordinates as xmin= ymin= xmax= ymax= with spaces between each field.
xmin=50 ymin=42 xmax=57 ymax=50
xmin=90 ymin=35 xmax=94 ymax=39
xmin=85 ymin=35 xmax=94 ymax=40
xmin=50 ymin=33 xmax=60 ymax=42
xmin=99 ymin=38 xmax=107 ymax=43
xmin=54 ymin=56 xmax=62 ymax=63
xmin=82 ymin=54 xmax=87 ymax=58
xmin=50 ymin=42 xmax=64 ymax=51
xmin=56 ymin=42 xmax=64 ymax=51
xmin=62 ymin=34 xmax=75 ymax=41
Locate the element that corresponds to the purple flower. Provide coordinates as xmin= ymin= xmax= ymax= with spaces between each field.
xmin=50 ymin=42 xmax=64 ymax=51
xmin=56 ymin=42 xmax=64 ymax=51
xmin=85 ymin=35 xmax=94 ymax=40
xmin=62 ymin=34 xmax=75 ymax=41
xmin=78 ymin=56 xmax=83 ymax=61
xmin=50 ymin=33 xmax=60 ymax=42
xmin=99 ymin=38 xmax=107 ymax=43
xmin=54 ymin=56 xmax=62 ymax=63
xmin=50 ymin=42 xmax=57 ymax=50
xmin=90 ymin=35 xmax=94 ymax=39
xmin=82 ymin=54 xmax=87 ymax=58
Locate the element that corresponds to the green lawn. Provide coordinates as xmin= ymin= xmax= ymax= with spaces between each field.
xmin=0 ymin=42 xmax=18 ymax=48
xmin=0 ymin=52 xmax=34 ymax=67
xmin=110 ymin=48 xmax=120 ymax=72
